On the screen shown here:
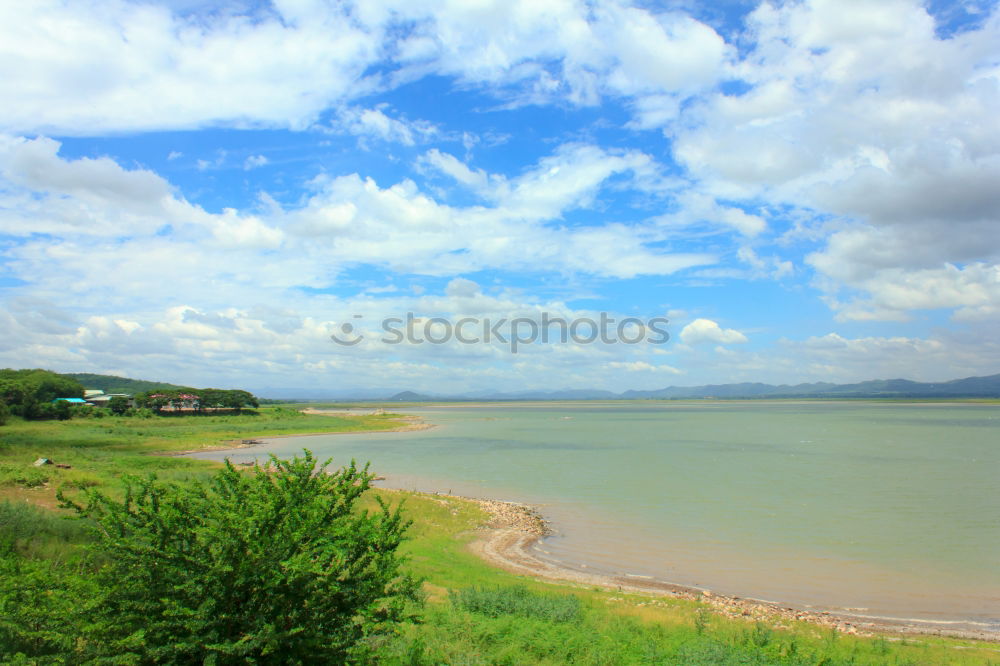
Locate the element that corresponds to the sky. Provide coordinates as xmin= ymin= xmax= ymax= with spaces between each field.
xmin=1 ymin=0 xmax=999 ymax=396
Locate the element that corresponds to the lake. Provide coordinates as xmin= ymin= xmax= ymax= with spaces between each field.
xmin=190 ymin=402 xmax=1000 ymax=631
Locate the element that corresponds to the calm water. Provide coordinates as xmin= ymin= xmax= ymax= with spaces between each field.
xmin=191 ymin=402 xmax=1000 ymax=628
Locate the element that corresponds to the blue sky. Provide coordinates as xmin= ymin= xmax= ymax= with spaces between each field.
xmin=1 ymin=0 xmax=998 ymax=395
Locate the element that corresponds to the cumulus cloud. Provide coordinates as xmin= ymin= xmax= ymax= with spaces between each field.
xmin=0 ymin=0 xmax=382 ymax=134
xmin=0 ymin=275 xmax=687 ymax=392
xmin=664 ymin=0 xmax=1000 ymax=320
xmin=0 ymin=1 xmax=730 ymax=135
xmin=780 ymin=332 xmax=1000 ymax=382
xmin=283 ymin=144 xmax=715 ymax=278
xmin=1 ymin=0 xmax=997 ymax=389
xmin=679 ymin=318 xmax=748 ymax=345
xmin=0 ymin=136 xmax=715 ymax=337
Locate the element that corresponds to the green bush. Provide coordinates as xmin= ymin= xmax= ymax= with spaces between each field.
xmin=69 ymin=404 xmax=95 ymax=419
xmin=451 ymin=585 xmax=583 ymax=623
xmin=0 ymin=401 xmax=9 ymax=426
xmin=0 ymin=463 xmax=50 ymax=489
xmin=0 ymin=550 xmax=94 ymax=659
xmin=58 ymin=450 xmax=420 ymax=663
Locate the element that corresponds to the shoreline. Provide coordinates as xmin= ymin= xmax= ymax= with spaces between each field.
xmin=160 ymin=413 xmax=434 ymax=456
xmin=465 ymin=497 xmax=1000 ymax=644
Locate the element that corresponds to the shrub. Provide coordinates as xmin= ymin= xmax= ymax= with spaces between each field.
xmin=59 ymin=450 xmax=420 ymax=663
xmin=0 ymin=464 xmax=50 ymax=489
xmin=0 ymin=549 xmax=93 ymax=659
xmin=451 ymin=585 xmax=582 ymax=623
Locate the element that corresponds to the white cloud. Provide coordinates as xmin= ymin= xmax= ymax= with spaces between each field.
xmin=655 ymin=191 xmax=767 ymax=237
xmin=0 ymin=137 xmax=714 ymax=340
xmin=333 ymin=106 xmax=440 ymax=146
xmin=0 ymin=1 xmax=732 ymax=135
xmin=660 ymin=0 xmax=1000 ymax=320
xmin=737 ymin=246 xmax=793 ymax=280
xmin=284 ymin=144 xmax=715 ymax=278
xmin=780 ymin=332 xmax=995 ymax=382
xmin=243 ymin=154 xmax=268 ymax=170
xmin=0 ymin=0 xmax=381 ymax=134
xmin=444 ymin=278 xmax=481 ymax=298
xmin=607 ymin=361 xmax=681 ymax=373
xmin=807 ymin=224 xmax=1000 ymax=320
xmin=679 ymin=318 xmax=748 ymax=345
xmin=418 ymin=149 xmax=492 ymax=191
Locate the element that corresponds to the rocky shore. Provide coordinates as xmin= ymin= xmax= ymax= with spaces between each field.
xmin=473 ymin=498 xmax=550 ymax=536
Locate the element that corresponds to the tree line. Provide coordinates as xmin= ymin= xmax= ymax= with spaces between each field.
xmin=0 ymin=369 xmax=85 ymax=423
xmin=0 ymin=369 xmax=260 ymax=423
xmin=134 ymin=388 xmax=259 ymax=413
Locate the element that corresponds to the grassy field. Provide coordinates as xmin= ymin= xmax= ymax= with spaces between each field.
xmin=2 ymin=409 xmax=997 ymax=664
xmin=0 ymin=408 xmax=407 ymax=508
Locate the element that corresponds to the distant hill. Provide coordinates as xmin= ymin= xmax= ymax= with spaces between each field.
xmin=62 ymin=373 xmax=191 ymax=395
xmin=388 ymin=390 xmax=437 ymax=401
xmin=620 ymin=374 xmax=1000 ymax=400
xmin=62 ymin=371 xmax=1000 ymax=402
xmin=379 ymin=373 xmax=1000 ymax=402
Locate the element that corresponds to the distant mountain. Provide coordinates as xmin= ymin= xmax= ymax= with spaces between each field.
xmin=63 ymin=373 xmax=191 ymax=395
xmin=381 ymin=373 xmax=1000 ymax=402
xmin=621 ymin=374 xmax=1000 ymax=399
xmin=69 ymin=371 xmax=1000 ymax=402
xmin=388 ymin=390 xmax=437 ymax=401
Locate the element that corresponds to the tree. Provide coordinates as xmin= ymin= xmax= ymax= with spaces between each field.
xmin=222 ymin=389 xmax=258 ymax=413
xmin=107 ymin=396 xmax=129 ymax=415
xmin=0 ymin=370 xmax=84 ymax=419
xmin=198 ymin=387 xmax=226 ymax=412
xmin=134 ymin=390 xmax=174 ymax=412
xmin=0 ymin=401 xmax=8 ymax=426
xmin=59 ymin=451 xmax=420 ymax=663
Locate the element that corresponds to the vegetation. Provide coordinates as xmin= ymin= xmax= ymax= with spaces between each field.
xmin=107 ymin=395 xmax=129 ymax=415
xmin=452 ymin=585 xmax=583 ymax=623
xmin=61 ymin=372 xmax=190 ymax=395
xmin=0 ymin=369 xmax=263 ymax=423
xmin=0 ymin=369 xmax=84 ymax=421
xmin=0 ymin=409 xmax=995 ymax=664
xmin=134 ymin=387 xmax=259 ymax=413
xmin=5 ymin=452 xmax=418 ymax=663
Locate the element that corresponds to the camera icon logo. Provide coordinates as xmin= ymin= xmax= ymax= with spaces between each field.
xmin=330 ymin=315 xmax=364 ymax=346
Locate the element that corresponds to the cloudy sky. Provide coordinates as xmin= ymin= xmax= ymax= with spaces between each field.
xmin=1 ymin=0 xmax=998 ymax=395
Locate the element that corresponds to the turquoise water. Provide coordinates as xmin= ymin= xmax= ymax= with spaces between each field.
xmin=190 ymin=402 xmax=1000 ymax=627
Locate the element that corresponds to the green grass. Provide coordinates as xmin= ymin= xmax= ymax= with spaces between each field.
xmin=451 ymin=585 xmax=583 ymax=622
xmin=2 ymin=412 xmax=998 ymax=664
xmin=0 ymin=408 xmax=414 ymax=507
